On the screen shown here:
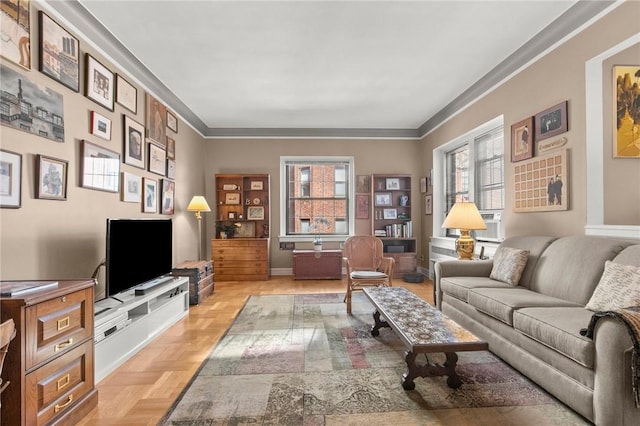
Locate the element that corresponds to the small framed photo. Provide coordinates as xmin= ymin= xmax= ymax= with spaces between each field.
xmin=121 ymin=172 xmax=141 ymax=203
xmin=81 ymin=140 xmax=120 ymax=192
xmin=148 ymin=143 xmax=166 ymax=176
xmin=167 ymin=110 xmax=178 ymax=132
xmin=161 ymin=179 xmax=175 ymax=215
xmin=247 ymin=206 xmax=264 ymax=220
xmin=383 ymin=208 xmax=397 ymax=219
xmin=35 ymin=155 xmax=68 ymax=200
xmin=39 ymin=12 xmax=79 ymax=92
xmin=123 ymin=115 xmax=145 ymax=169
xmin=0 ymin=149 xmax=22 ymax=208
xmin=225 ymin=192 xmax=240 ymax=204
xmin=166 ymin=136 xmax=176 ymax=159
xmin=143 ymin=177 xmax=157 ymax=213
xmin=425 ymin=194 xmax=433 ymax=215
xmin=420 ymin=177 xmax=427 ymax=193
xmin=511 ymin=116 xmax=534 ymax=162
xmin=236 ymin=221 xmax=256 ymax=238
xmin=250 ymin=181 xmax=263 ymax=190
xmin=386 ymin=178 xmax=400 ymax=190
xmin=374 ymin=192 xmax=392 ymax=206
xmin=166 ymin=158 xmax=176 ymax=179
xmin=356 ymin=175 xmax=370 ymax=193
xmin=90 ymin=111 xmax=112 ymax=140
xmin=534 ymin=101 xmax=568 ymax=143
xmin=85 ymin=53 xmax=114 ymax=111
xmin=116 ymin=74 xmax=137 ymax=114
xmin=228 ymin=212 xmax=236 ymax=219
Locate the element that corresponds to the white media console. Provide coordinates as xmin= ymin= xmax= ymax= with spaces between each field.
xmin=94 ymin=276 xmax=189 ymax=383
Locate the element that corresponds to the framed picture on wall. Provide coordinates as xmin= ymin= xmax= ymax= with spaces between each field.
xmin=425 ymin=194 xmax=433 ymax=215
xmin=534 ymin=101 xmax=568 ymax=142
xmin=161 ymin=179 xmax=175 ymax=215
xmin=511 ymin=116 xmax=534 ymax=162
xmin=143 ymin=177 xmax=157 ymax=213
xmin=513 ymin=149 xmax=568 ymax=212
xmin=123 ymin=115 xmax=145 ymax=169
xmin=1 ymin=1 xmax=30 ymax=69
xmin=121 ymin=172 xmax=141 ymax=203
xmin=39 ymin=12 xmax=79 ymax=91
xmin=80 ymin=140 xmax=120 ymax=192
xmin=356 ymin=175 xmax=370 ymax=193
xmin=85 ymin=54 xmax=114 ymax=111
xmin=116 ymin=74 xmax=137 ymax=114
xmin=35 ymin=154 xmax=68 ymax=200
xmin=167 ymin=110 xmax=178 ymax=132
xmin=0 ymin=149 xmax=22 ymax=208
xmin=90 ymin=111 xmax=111 ymax=141
xmin=146 ymin=93 xmax=167 ymax=147
xmin=613 ymin=66 xmax=640 ymax=158
xmin=247 ymin=206 xmax=264 ymax=220
xmin=148 ymin=143 xmax=166 ymax=176
xmin=356 ymin=194 xmax=369 ymax=219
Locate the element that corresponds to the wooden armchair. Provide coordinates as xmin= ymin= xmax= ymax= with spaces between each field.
xmin=343 ymin=235 xmax=394 ymax=314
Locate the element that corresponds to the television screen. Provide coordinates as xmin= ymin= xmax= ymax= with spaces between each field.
xmin=106 ymin=218 xmax=172 ymax=298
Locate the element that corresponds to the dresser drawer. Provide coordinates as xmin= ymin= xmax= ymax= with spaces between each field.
xmin=25 ymin=340 xmax=95 ymax=426
xmin=25 ymin=288 xmax=93 ymax=370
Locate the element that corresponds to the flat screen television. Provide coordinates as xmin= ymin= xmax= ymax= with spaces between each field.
xmin=105 ymin=218 xmax=172 ymax=299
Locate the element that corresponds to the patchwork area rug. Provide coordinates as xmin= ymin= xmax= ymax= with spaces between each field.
xmin=161 ymin=293 xmax=587 ymax=425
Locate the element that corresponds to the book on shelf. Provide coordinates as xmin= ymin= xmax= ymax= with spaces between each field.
xmin=0 ymin=280 xmax=59 ymax=297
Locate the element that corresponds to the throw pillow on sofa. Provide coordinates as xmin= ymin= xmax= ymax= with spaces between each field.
xmin=489 ymin=246 xmax=529 ymax=286
xmin=586 ymin=261 xmax=640 ymax=311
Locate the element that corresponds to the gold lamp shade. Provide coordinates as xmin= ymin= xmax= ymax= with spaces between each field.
xmin=442 ymin=201 xmax=487 ymax=260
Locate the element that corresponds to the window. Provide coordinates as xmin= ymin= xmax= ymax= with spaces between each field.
xmin=433 ymin=116 xmax=504 ymax=238
xmin=281 ymin=156 xmax=354 ymax=240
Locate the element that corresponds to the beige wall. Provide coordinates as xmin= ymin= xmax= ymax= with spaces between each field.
xmin=0 ymin=4 xmax=207 ymax=299
xmin=1 ymin=2 xmax=638 ymax=288
xmin=420 ymin=2 xmax=639 ymax=241
xmin=202 ymin=138 xmax=422 ymax=268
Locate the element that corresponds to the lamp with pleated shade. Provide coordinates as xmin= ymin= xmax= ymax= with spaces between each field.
xmin=187 ymin=196 xmax=211 ymax=260
xmin=442 ymin=201 xmax=487 ymax=260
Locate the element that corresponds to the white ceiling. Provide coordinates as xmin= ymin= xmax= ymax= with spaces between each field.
xmin=59 ymin=1 xmax=608 ymax=137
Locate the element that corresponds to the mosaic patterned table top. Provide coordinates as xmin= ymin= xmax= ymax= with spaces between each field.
xmin=363 ymin=287 xmax=488 ymax=353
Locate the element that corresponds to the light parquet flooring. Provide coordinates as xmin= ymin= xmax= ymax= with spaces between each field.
xmin=78 ymin=277 xmax=583 ymax=426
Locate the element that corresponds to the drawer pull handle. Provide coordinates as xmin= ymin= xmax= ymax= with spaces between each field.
xmin=54 ymin=394 xmax=73 ymax=412
xmin=57 ymin=374 xmax=70 ymax=391
xmin=57 ymin=316 xmax=70 ymax=331
xmin=54 ymin=338 xmax=73 ymax=351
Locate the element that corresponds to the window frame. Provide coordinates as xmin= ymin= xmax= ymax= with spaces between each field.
xmin=279 ymin=156 xmax=355 ymax=242
xmin=432 ymin=116 xmax=504 ymax=239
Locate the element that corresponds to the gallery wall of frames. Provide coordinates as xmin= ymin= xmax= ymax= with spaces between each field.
xmin=0 ymin=6 xmax=179 ymax=215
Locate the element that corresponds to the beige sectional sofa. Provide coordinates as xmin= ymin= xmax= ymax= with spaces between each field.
xmin=434 ymin=235 xmax=640 ymax=425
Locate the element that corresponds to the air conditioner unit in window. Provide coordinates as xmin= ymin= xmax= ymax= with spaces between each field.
xmin=474 ymin=211 xmax=504 ymax=242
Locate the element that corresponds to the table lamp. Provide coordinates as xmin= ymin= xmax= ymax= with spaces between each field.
xmin=441 ymin=201 xmax=487 ymax=260
xmin=187 ymin=196 xmax=211 ymax=260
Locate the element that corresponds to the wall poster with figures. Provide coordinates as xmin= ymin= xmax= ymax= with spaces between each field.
xmin=513 ymin=149 xmax=568 ymax=212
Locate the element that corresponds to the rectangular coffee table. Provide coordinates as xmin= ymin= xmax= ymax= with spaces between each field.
xmin=362 ymin=286 xmax=488 ymax=390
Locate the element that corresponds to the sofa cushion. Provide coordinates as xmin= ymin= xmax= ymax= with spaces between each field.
xmin=468 ymin=287 xmax=580 ymax=326
xmin=585 ymin=261 xmax=640 ymax=311
xmin=529 ymin=236 xmax=637 ymax=305
xmin=498 ymin=236 xmax=557 ymax=288
xmin=613 ymin=245 xmax=640 ymax=267
xmin=440 ymin=276 xmax=511 ymax=302
xmin=513 ymin=307 xmax=595 ymax=368
xmin=490 ymin=246 xmax=529 ymax=286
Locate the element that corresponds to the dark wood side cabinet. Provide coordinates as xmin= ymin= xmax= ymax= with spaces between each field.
xmin=172 ymin=260 xmax=214 ymax=305
xmin=292 ymin=249 xmax=343 ymax=280
xmin=0 ymin=279 xmax=98 ymax=426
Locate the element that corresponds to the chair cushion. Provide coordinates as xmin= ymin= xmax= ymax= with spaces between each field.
xmin=351 ymin=270 xmax=387 ymax=279
xmin=513 ymin=307 xmax=595 ymax=368
xmin=490 ymin=246 xmax=529 ymax=286
xmin=585 ymin=261 xmax=640 ymax=311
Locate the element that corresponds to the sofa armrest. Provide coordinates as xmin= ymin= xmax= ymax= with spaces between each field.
xmin=592 ymin=317 xmax=635 ymax=425
xmin=434 ymin=259 xmax=493 ymax=309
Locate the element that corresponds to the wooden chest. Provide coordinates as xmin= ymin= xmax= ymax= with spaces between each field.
xmin=172 ymin=260 xmax=214 ymax=305
xmin=0 ymin=279 xmax=98 ymax=426
xmin=292 ymin=249 xmax=343 ymax=280
xmin=211 ymin=238 xmax=269 ymax=281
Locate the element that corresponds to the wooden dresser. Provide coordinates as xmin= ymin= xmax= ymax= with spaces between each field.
xmin=172 ymin=260 xmax=214 ymax=305
xmin=0 ymin=279 xmax=98 ymax=426
xmin=292 ymin=249 xmax=343 ymax=280
xmin=211 ymin=238 xmax=269 ymax=281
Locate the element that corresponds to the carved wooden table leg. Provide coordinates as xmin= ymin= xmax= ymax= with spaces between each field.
xmin=371 ymin=310 xmax=390 ymax=336
xmin=401 ymin=350 xmax=462 ymax=390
